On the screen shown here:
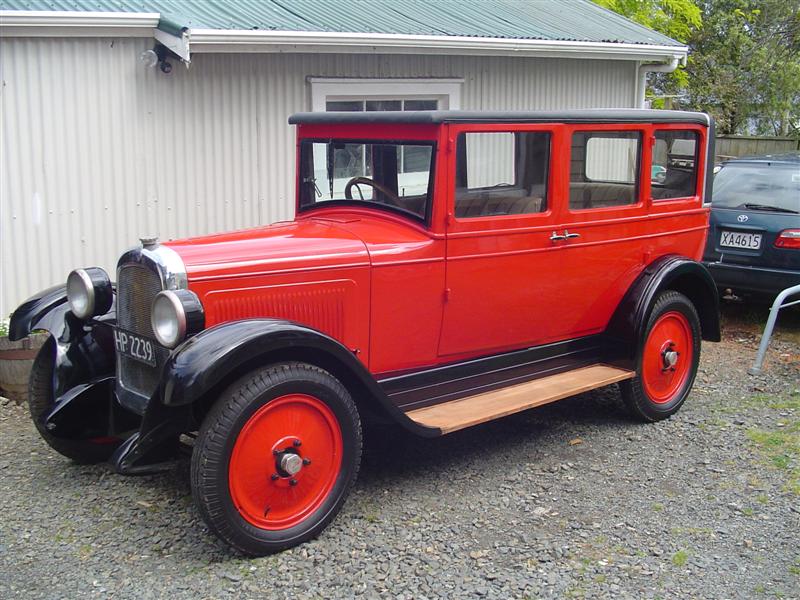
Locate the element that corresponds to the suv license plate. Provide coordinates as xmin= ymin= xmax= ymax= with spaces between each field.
xmin=114 ymin=328 xmax=157 ymax=367
xmin=720 ymin=230 xmax=762 ymax=250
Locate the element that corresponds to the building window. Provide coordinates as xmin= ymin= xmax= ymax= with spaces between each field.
xmin=309 ymin=78 xmax=463 ymax=112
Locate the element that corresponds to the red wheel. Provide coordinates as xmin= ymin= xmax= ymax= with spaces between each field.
xmin=191 ymin=363 xmax=361 ymax=556
xmin=640 ymin=311 xmax=694 ymax=404
xmin=229 ymin=394 xmax=343 ymax=530
xmin=620 ymin=291 xmax=701 ymax=422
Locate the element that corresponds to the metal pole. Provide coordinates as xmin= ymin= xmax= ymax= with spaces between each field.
xmin=748 ymin=283 xmax=800 ymax=375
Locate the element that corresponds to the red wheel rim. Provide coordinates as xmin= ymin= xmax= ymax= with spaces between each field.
xmin=229 ymin=394 xmax=343 ymax=530
xmin=641 ymin=310 xmax=694 ymax=404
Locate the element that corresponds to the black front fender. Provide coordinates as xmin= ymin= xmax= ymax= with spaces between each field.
xmin=160 ymin=319 xmax=438 ymax=437
xmin=9 ymin=285 xmax=70 ymax=341
xmin=10 ymin=285 xmax=117 ymax=397
xmin=606 ymin=255 xmax=721 ymax=362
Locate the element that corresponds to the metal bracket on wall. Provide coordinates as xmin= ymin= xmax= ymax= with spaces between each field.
xmin=154 ymin=28 xmax=190 ymax=64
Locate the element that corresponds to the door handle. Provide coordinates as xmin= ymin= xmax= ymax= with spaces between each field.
xmin=550 ymin=231 xmax=581 ymax=242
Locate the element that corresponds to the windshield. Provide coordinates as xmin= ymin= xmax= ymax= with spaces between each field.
xmin=299 ymin=139 xmax=435 ymax=221
xmin=712 ymin=163 xmax=800 ymax=212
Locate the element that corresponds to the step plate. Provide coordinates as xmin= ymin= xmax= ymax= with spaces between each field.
xmin=405 ymin=364 xmax=634 ymax=434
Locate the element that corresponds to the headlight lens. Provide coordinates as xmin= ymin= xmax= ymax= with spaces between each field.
xmin=66 ymin=268 xmax=112 ymax=319
xmin=151 ymin=291 xmax=187 ymax=348
xmin=151 ymin=289 xmax=203 ymax=348
xmin=66 ymin=269 xmax=94 ymax=318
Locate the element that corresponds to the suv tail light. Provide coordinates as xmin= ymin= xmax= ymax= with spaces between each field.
xmin=775 ymin=229 xmax=800 ymax=249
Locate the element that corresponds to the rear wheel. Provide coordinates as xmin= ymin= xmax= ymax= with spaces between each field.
xmin=191 ymin=362 xmax=361 ymax=556
xmin=620 ymin=291 xmax=701 ymax=422
xmin=28 ymin=337 xmax=120 ymax=463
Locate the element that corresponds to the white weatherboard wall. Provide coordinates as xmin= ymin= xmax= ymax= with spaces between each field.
xmin=0 ymin=37 xmax=637 ymax=316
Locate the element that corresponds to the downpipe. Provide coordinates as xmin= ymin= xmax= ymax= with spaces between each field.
xmin=636 ymin=57 xmax=681 ymax=108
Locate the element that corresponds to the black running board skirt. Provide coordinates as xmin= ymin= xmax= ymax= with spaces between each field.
xmin=378 ymin=335 xmax=605 ymax=411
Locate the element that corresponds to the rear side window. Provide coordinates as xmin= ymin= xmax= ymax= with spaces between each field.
xmin=652 ymin=130 xmax=700 ymax=200
xmin=454 ymin=131 xmax=550 ymax=218
xmin=570 ymin=131 xmax=641 ymax=210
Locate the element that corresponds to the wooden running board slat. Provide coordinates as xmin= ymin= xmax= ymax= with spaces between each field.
xmin=405 ymin=364 xmax=635 ymax=435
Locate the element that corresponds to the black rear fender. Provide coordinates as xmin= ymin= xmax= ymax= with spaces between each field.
xmin=606 ymin=255 xmax=721 ymax=363
xmin=160 ymin=319 xmax=437 ymax=437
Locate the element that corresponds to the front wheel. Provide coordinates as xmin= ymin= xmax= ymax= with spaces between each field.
xmin=28 ymin=337 xmax=120 ymax=463
xmin=620 ymin=291 xmax=701 ymax=422
xmin=191 ymin=362 xmax=362 ymax=556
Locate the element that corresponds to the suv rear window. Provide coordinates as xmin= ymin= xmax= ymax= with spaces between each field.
xmin=712 ymin=162 xmax=800 ymax=212
xmin=454 ymin=131 xmax=550 ymax=218
xmin=570 ymin=131 xmax=641 ymax=210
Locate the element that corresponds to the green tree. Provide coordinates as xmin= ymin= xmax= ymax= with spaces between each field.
xmin=594 ymin=0 xmax=702 ymax=95
xmin=596 ymin=0 xmax=800 ymax=136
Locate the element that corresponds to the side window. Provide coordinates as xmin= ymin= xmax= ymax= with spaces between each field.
xmin=570 ymin=131 xmax=641 ymax=210
xmin=454 ymin=131 xmax=550 ymax=218
xmin=652 ymin=130 xmax=700 ymax=200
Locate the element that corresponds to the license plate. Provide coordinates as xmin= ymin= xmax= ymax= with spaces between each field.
xmin=114 ymin=328 xmax=157 ymax=367
xmin=719 ymin=230 xmax=762 ymax=250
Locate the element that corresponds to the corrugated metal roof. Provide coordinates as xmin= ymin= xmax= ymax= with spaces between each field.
xmin=0 ymin=0 xmax=682 ymax=46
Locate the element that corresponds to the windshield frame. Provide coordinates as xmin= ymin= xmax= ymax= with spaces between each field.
xmin=298 ymin=137 xmax=438 ymax=225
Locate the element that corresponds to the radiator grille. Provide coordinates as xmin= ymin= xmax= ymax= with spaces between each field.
xmin=117 ymin=263 xmax=164 ymax=400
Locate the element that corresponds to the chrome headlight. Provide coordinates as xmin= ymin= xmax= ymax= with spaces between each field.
xmin=151 ymin=289 xmax=204 ymax=348
xmin=66 ymin=268 xmax=112 ymax=319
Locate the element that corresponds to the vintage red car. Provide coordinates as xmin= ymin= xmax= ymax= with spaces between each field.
xmin=10 ymin=109 xmax=719 ymax=555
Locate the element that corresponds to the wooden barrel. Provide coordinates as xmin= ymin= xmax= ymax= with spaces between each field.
xmin=0 ymin=334 xmax=47 ymax=404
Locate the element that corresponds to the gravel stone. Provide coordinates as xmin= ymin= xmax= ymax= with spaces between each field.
xmin=1 ymin=307 xmax=798 ymax=599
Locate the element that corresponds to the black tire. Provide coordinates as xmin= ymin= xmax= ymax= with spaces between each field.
xmin=28 ymin=337 xmax=119 ymax=463
xmin=620 ymin=291 xmax=701 ymax=422
xmin=191 ymin=362 xmax=362 ymax=556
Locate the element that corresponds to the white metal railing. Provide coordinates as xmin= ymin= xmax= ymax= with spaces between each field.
xmin=748 ymin=283 xmax=800 ymax=375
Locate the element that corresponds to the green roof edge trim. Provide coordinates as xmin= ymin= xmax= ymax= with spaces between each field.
xmin=156 ymin=16 xmax=185 ymax=37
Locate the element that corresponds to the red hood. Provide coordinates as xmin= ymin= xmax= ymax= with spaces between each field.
xmin=164 ymin=219 xmax=369 ymax=281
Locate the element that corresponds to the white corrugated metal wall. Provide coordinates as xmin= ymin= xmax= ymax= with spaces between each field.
xmin=0 ymin=37 xmax=637 ymax=315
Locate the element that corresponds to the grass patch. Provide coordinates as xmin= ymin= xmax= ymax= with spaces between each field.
xmin=671 ymin=550 xmax=689 ymax=567
xmin=652 ymin=502 xmax=664 ymax=512
xmin=747 ymin=424 xmax=800 ymax=495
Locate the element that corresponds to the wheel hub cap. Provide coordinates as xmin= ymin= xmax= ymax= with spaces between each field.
xmin=642 ymin=311 xmax=694 ymax=404
xmin=228 ymin=394 xmax=343 ymax=530
xmin=279 ymin=452 xmax=303 ymax=476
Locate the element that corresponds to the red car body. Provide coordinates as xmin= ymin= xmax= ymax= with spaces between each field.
xmin=168 ymin=117 xmax=710 ymax=375
xmin=10 ymin=110 xmax=720 ymax=555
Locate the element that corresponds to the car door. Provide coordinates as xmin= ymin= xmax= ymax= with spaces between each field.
xmin=550 ymin=124 xmax=653 ymax=340
xmin=438 ymin=123 xmax=569 ymax=358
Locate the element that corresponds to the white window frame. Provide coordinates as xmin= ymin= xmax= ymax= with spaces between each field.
xmin=309 ymin=77 xmax=463 ymax=112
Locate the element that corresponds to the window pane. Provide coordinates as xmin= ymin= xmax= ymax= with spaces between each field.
xmin=300 ymin=140 xmax=434 ymax=220
xmin=651 ymin=130 xmax=699 ymax=200
xmin=455 ymin=132 xmax=549 ymax=218
xmin=570 ymin=131 xmax=640 ymax=209
xmin=366 ymin=100 xmax=402 ymax=111
xmin=404 ymin=146 xmax=432 ymax=173
xmin=326 ymin=100 xmax=364 ymax=111
xmin=404 ymin=99 xmax=438 ymax=111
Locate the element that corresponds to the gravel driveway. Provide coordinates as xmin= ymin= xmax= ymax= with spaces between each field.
xmin=1 ymin=306 xmax=798 ymax=600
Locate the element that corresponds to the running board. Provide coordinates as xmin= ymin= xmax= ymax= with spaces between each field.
xmin=405 ymin=364 xmax=634 ymax=435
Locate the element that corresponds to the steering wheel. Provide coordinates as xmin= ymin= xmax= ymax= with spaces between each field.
xmin=344 ymin=177 xmax=402 ymax=206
